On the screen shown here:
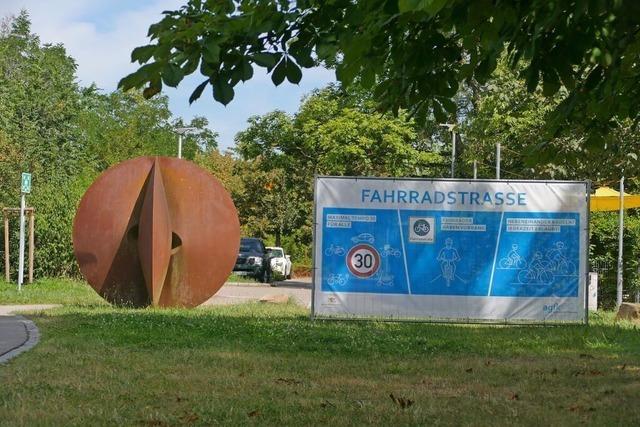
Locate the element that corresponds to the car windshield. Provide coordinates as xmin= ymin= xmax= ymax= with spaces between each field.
xmin=268 ymin=248 xmax=284 ymax=257
xmin=240 ymin=239 xmax=262 ymax=252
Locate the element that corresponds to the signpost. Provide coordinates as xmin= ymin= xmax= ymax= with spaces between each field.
xmin=18 ymin=173 xmax=31 ymax=291
xmin=313 ymin=177 xmax=589 ymax=323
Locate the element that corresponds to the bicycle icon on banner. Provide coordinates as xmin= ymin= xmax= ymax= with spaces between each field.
xmin=373 ymin=244 xmax=401 ymax=287
xmin=498 ymin=244 xmax=528 ymax=269
xmin=325 ymin=244 xmax=346 ymax=257
xmin=327 ymin=273 xmax=348 ymax=287
xmin=507 ymin=242 xmax=578 ymax=292
xmin=431 ymin=238 xmax=467 ymax=287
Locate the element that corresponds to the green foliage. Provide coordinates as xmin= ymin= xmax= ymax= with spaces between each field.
xmin=0 ymin=13 xmax=218 ymax=279
xmin=462 ymin=59 xmax=640 ymax=182
xmin=124 ymin=0 xmax=640 ymax=149
xmin=590 ymin=211 xmax=640 ymax=308
xmin=233 ymin=86 xmax=444 ymax=261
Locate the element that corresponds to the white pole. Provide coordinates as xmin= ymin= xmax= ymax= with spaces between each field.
xmin=617 ymin=176 xmax=624 ymax=307
xmin=18 ymin=193 xmax=26 ymax=291
xmin=178 ymin=134 xmax=183 ymax=159
xmin=473 ymin=160 xmax=477 ymax=180
xmin=496 ymin=143 xmax=501 ymax=179
xmin=450 ymin=130 xmax=456 ymax=178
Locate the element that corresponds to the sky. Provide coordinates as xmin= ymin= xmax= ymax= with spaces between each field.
xmin=0 ymin=0 xmax=336 ymax=149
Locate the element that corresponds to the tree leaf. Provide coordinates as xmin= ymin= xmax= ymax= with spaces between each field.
xmin=286 ymin=60 xmax=302 ymax=84
xmin=118 ymin=62 xmax=162 ymax=90
xmin=271 ymin=59 xmax=287 ymax=86
xmin=131 ymin=45 xmax=156 ymax=64
xmin=252 ymin=52 xmax=278 ymax=68
xmin=399 ymin=0 xmax=448 ymax=14
xmin=439 ymin=97 xmax=457 ymax=113
xmin=212 ymin=79 xmax=234 ymax=105
xmin=361 ymin=67 xmax=376 ymax=89
xmin=143 ymin=81 xmax=162 ymax=99
xmin=203 ymin=42 xmax=221 ymax=64
xmin=240 ymin=60 xmax=254 ymax=81
xmin=189 ymin=79 xmax=209 ymax=104
xmin=542 ymin=70 xmax=560 ymax=97
xmin=432 ymin=99 xmax=447 ymax=122
xmin=162 ymin=63 xmax=184 ymax=87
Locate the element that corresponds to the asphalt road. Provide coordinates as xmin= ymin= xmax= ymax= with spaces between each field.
xmin=204 ymin=278 xmax=312 ymax=307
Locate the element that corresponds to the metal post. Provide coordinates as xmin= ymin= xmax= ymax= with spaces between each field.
xmin=496 ymin=143 xmax=501 ymax=179
xmin=28 ymin=211 xmax=34 ymax=284
xmin=473 ymin=160 xmax=477 ymax=180
xmin=178 ymin=134 xmax=182 ymax=159
xmin=3 ymin=212 xmax=9 ymax=282
xmin=617 ymin=176 xmax=624 ymax=307
xmin=451 ymin=130 xmax=456 ymax=178
xmin=18 ymin=193 xmax=26 ymax=291
xmin=636 ymin=262 xmax=640 ymax=303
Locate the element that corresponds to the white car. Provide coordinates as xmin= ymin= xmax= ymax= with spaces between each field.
xmin=266 ymin=246 xmax=292 ymax=281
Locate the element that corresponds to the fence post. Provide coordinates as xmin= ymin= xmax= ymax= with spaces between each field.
xmin=3 ymin=211 xmax=9 ymax=283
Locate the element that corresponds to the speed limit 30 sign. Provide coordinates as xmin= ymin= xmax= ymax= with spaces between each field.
xmin=346 ymin=244 xmax=380 ymax=278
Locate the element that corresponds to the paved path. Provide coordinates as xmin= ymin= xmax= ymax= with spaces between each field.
xmin=0 ymin=305 xmax=60 ymax=363
xmin=205 ymin=279 xmax=312 ymax=307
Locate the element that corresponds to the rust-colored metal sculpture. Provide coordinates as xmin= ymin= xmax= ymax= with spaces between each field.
xmin=73 ymin=156 xmax=240 ymax=307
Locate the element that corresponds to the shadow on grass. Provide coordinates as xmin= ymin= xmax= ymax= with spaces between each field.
xmin=29 ymin=304 xmax=640 ymax=360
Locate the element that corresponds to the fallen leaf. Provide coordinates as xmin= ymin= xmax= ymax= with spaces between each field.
xmin=247 ymin=410 xmax=260 ymax=417
xmin=320 ymin=399 xmax=335 ymax=408
xmin=390 ymin=393 xmax=414 ymax=409
xmin=568 ymin=404 xmax=582 ymax=412
xmin=509 ymin=393 xmax=520 ymax=401
xmin=354 ymin=399 xmax=365 ymax=408
xmin=180 ymin=413 xmax=199 ymax=424
xmin=589 ymin=369 xmax=603 ymax=376
xmin=276 ymin=377 xmax=303 ymax=385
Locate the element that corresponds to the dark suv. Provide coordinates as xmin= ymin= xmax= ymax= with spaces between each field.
xmin=233 ymin=237 xmax=269 ymax=282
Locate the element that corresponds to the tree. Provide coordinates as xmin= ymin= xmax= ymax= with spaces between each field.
xmin=461 ymin=59 xmax=640 ymax=185
xmin=233 ymin=86 xmax=444 ymax=261
xmin=121 ymin=0 xmax=640 ymax=148
xmin=0 ymin=11 xmax=221 ymax=279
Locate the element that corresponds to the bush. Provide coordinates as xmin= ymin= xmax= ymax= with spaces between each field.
xmin=590 ymin=211 xmax=640 ymax=309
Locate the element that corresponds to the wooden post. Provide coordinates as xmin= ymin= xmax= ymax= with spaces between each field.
xmin=28 ymin=211 xmax=34 ymax=283
xmin=4 ymin=211 xmax=9 ymax=283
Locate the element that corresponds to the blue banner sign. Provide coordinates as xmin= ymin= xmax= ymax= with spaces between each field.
xmin=313 ymin=178 xmax=589 ymax=322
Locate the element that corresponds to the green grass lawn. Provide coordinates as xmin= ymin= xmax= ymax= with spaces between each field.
xmin=0 ymin=278 xmax=106 ymax=305
xmin=0 ymin=274 xmax=263 ymax=306
xmin=1 ymin=280 xmax=639 ymax=426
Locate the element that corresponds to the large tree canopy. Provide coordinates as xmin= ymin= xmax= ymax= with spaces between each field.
xmin=121 ymin=0 xmax=640 ymax=146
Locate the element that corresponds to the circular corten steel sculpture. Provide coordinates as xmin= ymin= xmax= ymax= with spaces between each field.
xmin=73 ymin=156 xmax=240 ymax=307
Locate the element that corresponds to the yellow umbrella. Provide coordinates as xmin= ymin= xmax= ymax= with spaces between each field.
xmin=590 ymin=186 xmax=640 ymax=211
